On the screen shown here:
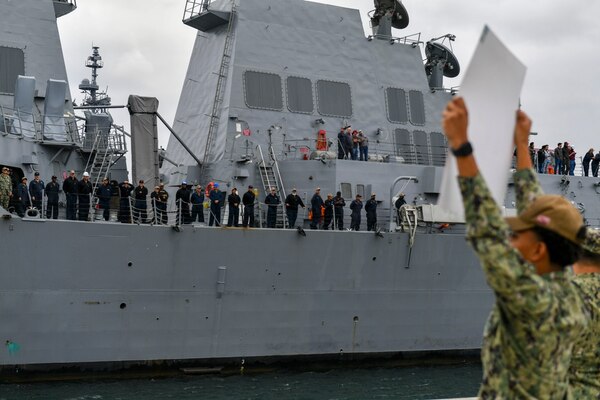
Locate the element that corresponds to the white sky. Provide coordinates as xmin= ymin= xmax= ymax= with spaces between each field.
xmin=57 ymin=0 xmax=600 ymax=159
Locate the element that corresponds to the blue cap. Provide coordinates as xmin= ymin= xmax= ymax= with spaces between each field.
xmin=182 ymin=181 xmax=187 ymax=185
xmin=214 ymin=183 xmax=219 ymax=188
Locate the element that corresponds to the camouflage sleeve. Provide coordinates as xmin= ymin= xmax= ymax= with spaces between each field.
xmin=582 ymin=228 xmax=600 ymax=254
xmin=458 ymin=174 xmax=554 ymax=316
xmin=514 ymin=168 xmax=544 ymax=213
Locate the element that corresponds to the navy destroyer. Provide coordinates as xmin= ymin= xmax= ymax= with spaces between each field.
xmin=0 ymin=0 xmax=596 ymax=377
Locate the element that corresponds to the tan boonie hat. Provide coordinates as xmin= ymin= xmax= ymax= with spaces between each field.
xmin=506 ymin=194 xmax=584 ymax=244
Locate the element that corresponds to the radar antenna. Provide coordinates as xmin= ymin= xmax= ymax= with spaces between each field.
xmin=78 ymin=46 xmax=112 ymax=110
xmin=370 ymin=0 xmax=409 ymax=38
xmin=424 ymin=35 xmax=460 ymax=90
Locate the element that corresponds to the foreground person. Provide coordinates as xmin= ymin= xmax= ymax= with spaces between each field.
xmin=569 ymin=230 xmax=600 ymax=398
xmin=509 ymin=109 xmax=600 ymax=398
xmin=443 ymin=98 xmax=588 ymax=399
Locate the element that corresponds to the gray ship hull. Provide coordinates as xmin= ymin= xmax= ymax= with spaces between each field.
xmin=0 ymin=212 xmax=491 ymax=371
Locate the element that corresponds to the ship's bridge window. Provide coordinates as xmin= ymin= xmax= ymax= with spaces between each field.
xmin=0 ymin=47 xmax=25 ymax=94
xmin=430 ymin=132 xmax=447 ymax=166
xmin=316 ymin=80 xmax=352 ymax=117
xmin=385 ymin=88 xmax=408 ymax=124
xmin=394 ymin=129 xmax=415 ymax=164
xmin=340 ymin=182 xmax=352 ymax=199
xmin=243 ymin=71 xmax=283 ymax=111
xmin=286 ymin=76 xmax=313 ymax=114
xmin=413 ymin=130 xmax=430 ymax=165
xmin=408 ymin=90 xmax=426 ymax=126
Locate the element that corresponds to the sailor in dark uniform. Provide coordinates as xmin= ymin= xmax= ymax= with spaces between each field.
xmin=350 ymin=194 xmax=363 ymax=231
xmin=323 ymin=193 xmax=334 ymax=230
xmin=395 ymin=192 xmax=406 ymax=224
xmin=264 ymin=187 xmax=280 ymax=228
xmin=284 ymin=188 xmax=305 ymax=228
xmin=333 ymin=191 xmax=346 ymax=230
xmin=209 ymin=183 xmax=223 ymax=226
xmin=365 ymin=193 xmax=378 ymax=231
xmin=175 ymin=181 xmax=192 ymax=225
xmin=44 ymin=175 xmax=60 ymax=219
xmin=95 ymin=178 xmax=112 ymax=221
xmin=16 ymin=176 xmax=30 ymax=217
xmin=77 ymin=172 xmax=93 ymax=221
xmin=118 ymin=180 xmax=133 ymax=223
xmin=28 ymin=172 xmax=44 ymax=211
xmin=242 ymin=185 xmax=256 ymax=227
xmin=133 ymin=180 xmax=148 ymax=224
xmin=62 ymin=170 xmax=78 ymax=220
xmin=310 ymin=187 xmax=323 ymax=229
xmin=190 ymin=185 xmax=205 ymax=223
xmin=227 ymin=187 xmax=241 ymax=227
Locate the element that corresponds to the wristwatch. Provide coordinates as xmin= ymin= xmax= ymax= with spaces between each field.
xmin=451 ymin=141 xmax=473 ymax=157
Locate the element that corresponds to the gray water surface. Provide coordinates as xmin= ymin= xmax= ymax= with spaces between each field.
xmin=0 ymin=363 xmax=482 ymax=400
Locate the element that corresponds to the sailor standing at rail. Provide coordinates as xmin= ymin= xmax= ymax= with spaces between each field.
xmin=133 ymin=180 xmax=148 ymax=224
xmin=264 ymin=187 xmax=280 ymax=228
xmin=349 ymin=194 xmax=362 ymax=231
xmin=242 ymin=185 xmax=255 ymax=228
xmin=77 ymin=172 xmax=93 ymax=221
xmin=190 ymin=185 xmax=205 ymax=223
xmin=333 ymin=191 xmax=345 ymax=230
xmin=209 ymin=183 xmax=223 ymax=227
xmin=227 ymin=188 xmax=241 ymax=227
xmin=44 ymin=175 xmax=60 ymax=219
xmin=365 ymin=193 xmax=378 ymax=231
xmin=29 ymin=172 xmax=44 ymax=211
xmin=0 ymin=166 xmax=13 ymax=211
xmin=284 ymin=188 xmax=305 ymax=228
xmin=443 ymin=98 xmax=588 ymax=399
xmin=63 ymin=170 xmax=78 ymax=220
xmin=118 ymin=180 xmax=133 ymax=223
xmin=16 ymin=176 xmax=30 ymax=217
xmin=96 ymin=178 xmax=112 ymax=221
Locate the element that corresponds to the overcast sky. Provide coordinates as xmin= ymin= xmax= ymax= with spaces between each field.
xmin=57 ymin=0 xmax=600 ymax=159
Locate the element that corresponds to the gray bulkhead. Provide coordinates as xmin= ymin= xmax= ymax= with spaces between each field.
xmin=164 ymin=0 xmax=451 ymax=215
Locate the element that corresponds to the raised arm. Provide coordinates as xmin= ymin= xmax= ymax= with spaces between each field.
xmin=513 ymin=110 xmax=544 ymax=213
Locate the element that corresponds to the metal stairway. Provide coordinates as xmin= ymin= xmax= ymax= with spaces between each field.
xmin=198 ymin=2 xmax=237 ymax=180
xmin=83 ymin=133 xmax=113 ymax=192
xmin=257 ymin=146 xmax=286 ymax=228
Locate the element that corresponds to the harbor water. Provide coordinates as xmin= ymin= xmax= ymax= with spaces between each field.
xmin=0 ymin=363 xmax=481 ymax=400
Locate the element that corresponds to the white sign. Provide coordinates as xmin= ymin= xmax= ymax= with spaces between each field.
xmin=439 ymin=26 xmax=527 ymax=217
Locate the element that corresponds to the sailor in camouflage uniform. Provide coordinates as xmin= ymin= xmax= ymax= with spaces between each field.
xmin=504 ymin=111 xmax=600 ymax=398
xmin=443 ymin=98 xmax=588 ymax=399
xmin=569 ymin=229 xmax=600 ymax=398
xmin=0 ymin=166 xmax=12 ymax=210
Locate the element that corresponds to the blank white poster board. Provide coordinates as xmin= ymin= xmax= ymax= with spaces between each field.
xmin=439 ymin=26 xmax=527 ymax=217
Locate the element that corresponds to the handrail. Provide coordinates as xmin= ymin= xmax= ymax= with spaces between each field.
xmin=388 ymin=176 xmax=419 ymax=232
xmin=270 ymin=144 xmax=286 ymax=200
xmin=256 ymin=145 xmax=273 ymax=191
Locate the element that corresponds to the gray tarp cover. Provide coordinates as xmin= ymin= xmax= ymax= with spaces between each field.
xmin=128 ymin=95 xmax=160 ymax=188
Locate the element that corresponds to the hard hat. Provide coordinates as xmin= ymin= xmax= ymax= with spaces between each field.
xmin=83 ymin=172 xmax=90 ymax=177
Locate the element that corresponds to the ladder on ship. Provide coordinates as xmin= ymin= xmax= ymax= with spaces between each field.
xmin=257 ymin=145 xmax=287 ymax=228
xmin=83 ymin=133 xmax=114 ymax=191
xmin=199 ymin=2 xmax=237 ymax=180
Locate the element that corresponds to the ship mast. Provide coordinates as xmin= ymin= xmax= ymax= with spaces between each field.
xmin=78 ymin=46 xmax=111 ymax=111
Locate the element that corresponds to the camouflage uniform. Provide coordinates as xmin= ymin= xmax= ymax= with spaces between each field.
xmin=570 ymin=229 xmax=600 ymax=398
xmin=458 ymin=172 xmax=588 ymax=399
xmin=0 ymin=173 xmax=11 ymax=210
xmin=516 ymin=168 xmax=600 ymax=397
